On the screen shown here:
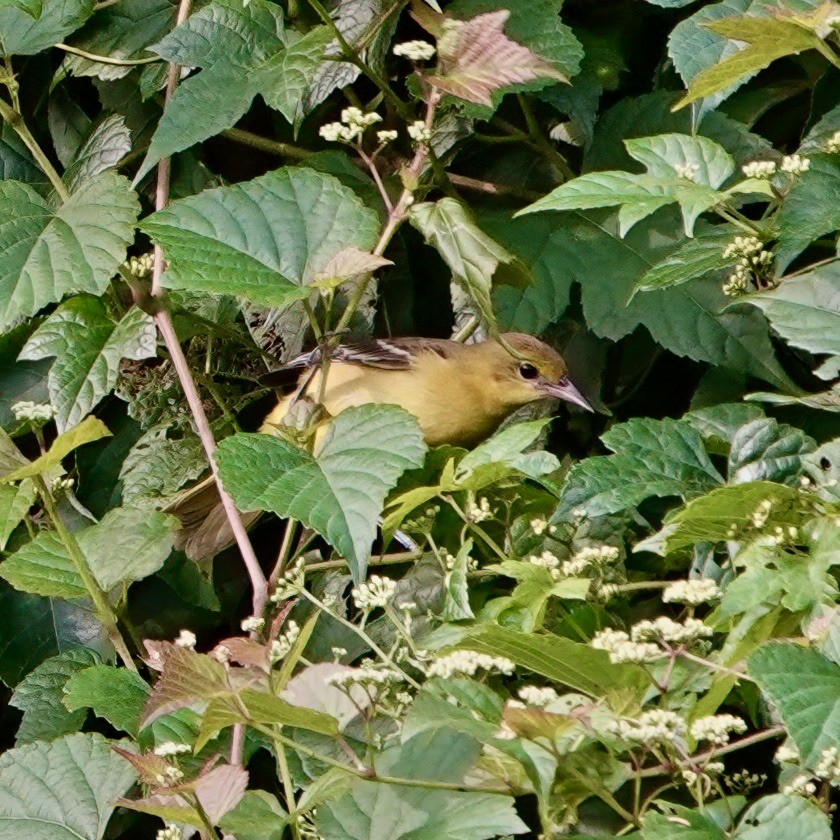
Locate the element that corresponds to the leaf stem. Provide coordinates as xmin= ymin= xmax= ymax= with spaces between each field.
xmin=0 ymin=96 xmax=69 ymax=199
xmin=54 ymin=43 xmax=161 ymax=66
xmin=221 ymin=127 xmax=312 ymax=160
xmin=35 ymin=476 xmax=137 ymax=671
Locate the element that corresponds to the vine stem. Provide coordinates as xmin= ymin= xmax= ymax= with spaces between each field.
xmin=35 ymin=477 xmax=138 ymax=672
xmin=54 ymin=43 xmax=160 ymax=66
xmin=146 ymin=0 xmax=268 ymax=765
xmin=0 ymin=97 xmax=69 ymax=199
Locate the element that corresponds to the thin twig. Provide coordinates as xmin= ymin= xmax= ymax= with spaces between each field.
xmin=221 ymin=127 xmax=312 ymax=160
xmin=54 ymin=43 xmax=160 ymax=66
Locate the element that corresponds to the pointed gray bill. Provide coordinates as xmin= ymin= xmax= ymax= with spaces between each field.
xmin=540 ymin=376 xmax=594 ymax=412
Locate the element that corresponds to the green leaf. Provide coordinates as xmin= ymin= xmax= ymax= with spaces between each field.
xmin=460 ymin=625 xmax=648 ymax=698
xmin=643 ymin=803 xmax=727 ymax=839
xmin=727 ymin=418 xmax=815 ymax=484
xmin=0 ymin=323 xmax=50 ymax=432
xmin=63 ymin=0 xmax=176 ymax=81
xmin=0 ymin=579 xmax=109 ymax=687
xmin=748 ymin=643 xmax=840 ymax=765
xmin=218 ymin=791 xmax=288 ymax=840
xmin=775 ymin=156 xmax=840 ymax=269
xmin=217 ymin=405 xmax=426 ymax=581
xmin=137 ymin=0 xmax=327 ymax=177
xmin=556 ymin=417 xmax=723 ymax=519
xmin=520 ymin=135 xmax=731 ymax=237
xmin=442 ymin=539 xmax=475 ymax=622
xmin=0 ymin=507 xmax=177 ymax=597
xmin=733 ymin=794 xmax=830 ymax=839
xmin=0 ymin=732 xmax=136 ymax=839
xmin=9 ymin=647 xmax=100 ymax=744
xmin=0 ymin=0 xmax=94 ymax=55
xmin=0 ymin=123 xmax=41 ymax=184
xmin=63 ymin=664 xmax=149 ymax=737
xmin=0 ymin=479 xmax=36 ymax=549
xmin=411 ymin=198 xmax=524 ymax=329
xmin=662 ymin=481 xmax=809 ymax=552
xmin=0 ymin=530 xmax=85 ymax=599
xmin=142 ymin=166 xmax=379 ymax=307
xmin=684 ymin=402 xmax=765 ymax=449
xmin=745 ymin=261 xmax=840 ymax=377
xmin=63 ymin=114 xmax=132 ymax=193
xmin=634 ymin=225 xmax=735 ymax=293
xmin=0 ymin=173 xmax=139 ymax=331
xmin=317 ymin=729 xmax=528 ymax=840
xmin=19 ymin=296 xmax=156 ymax=433
xmin=676 ymin=15 xmax=823 ymax=108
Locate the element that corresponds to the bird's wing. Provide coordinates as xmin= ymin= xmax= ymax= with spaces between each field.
xmin=274 ymin=337 xmax=455 ymax=373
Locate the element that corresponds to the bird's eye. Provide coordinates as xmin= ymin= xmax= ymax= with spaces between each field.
xmin=518 ymin=362 xmax=539 ymax=380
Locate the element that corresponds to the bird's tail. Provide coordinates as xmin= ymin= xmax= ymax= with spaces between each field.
xmin=165 ymin=476 xmax=260 ymax=562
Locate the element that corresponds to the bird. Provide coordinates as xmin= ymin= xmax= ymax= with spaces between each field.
xmin=260 ymin=332 xmax=592 ymax=447
xmin=168 ymin=332 xmax=592 ymax=560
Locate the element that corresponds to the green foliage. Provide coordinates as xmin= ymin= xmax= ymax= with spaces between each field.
xmin=2 ymin=0 xmax=840 ymax=836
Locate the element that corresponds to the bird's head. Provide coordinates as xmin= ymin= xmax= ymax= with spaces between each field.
xmin=485 ymin=332 xmax=593 ymax=412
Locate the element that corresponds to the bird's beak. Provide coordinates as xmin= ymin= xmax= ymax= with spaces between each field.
xmin=539 ymin=376 xmax=594 ymax=412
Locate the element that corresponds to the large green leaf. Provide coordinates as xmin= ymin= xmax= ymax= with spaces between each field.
xmin=555 ymin=417 xmax=723 ymax=519
xmin=0 ymin=173 xmax=139 ymax=331
xmin=317 ymin=729 xmax=528 ymax=840
xmin=519 ymin=135 xmax=731 ymax=237
xmin=727 ymin=418 xmax=815 ymax=483
xmin=733 ymin=794 xmax=830 ymax=840
xmin=63 ymin=0 xmax=176 ymax=81
xmin=0 ymin=732 xmax=136 ymax=840
xmin=748 ymin=643 xmax=840 ymax=765
xmin=0 ymin=0 xmax=94 ymax=55
xmin=216 ymin=405 xmax=426 ymax=580
xmin=774 ymin=156 xmax=840 ymax=270
xmin=675 ymin=15 xmax=823 ymax=108
xmin=0 ymin=479 xmax=36 ymax=550
xmin=142 ymin=167 xmax=379 ymax=307
xmin=63 ymin=114 xmax=132 ymax=194
xmin=745 ymin=262 xmax=840 ymax=378
xmin=0 ymin=507 xmax=177 ymax=598
xmin=460 ymin=625 xmax=648 ymax=698
xmin=643 ymin=804 xmax=727 ymax=839
xmin=19 ymin=296 xmax=156 ymax=433
xmin=9 ymin=647 xmax=100 ymax=744
xmin=136 ymin=0 xmax=328 ymax=178
xmin=63 ymin=664 xmax=149 ymax=737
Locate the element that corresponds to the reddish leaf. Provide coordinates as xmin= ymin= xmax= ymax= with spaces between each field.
xmin=194 ymin=763 xmax=249 ymax=824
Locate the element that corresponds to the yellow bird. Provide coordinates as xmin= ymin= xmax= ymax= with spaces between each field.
xmin=261 ymin=332 xmax=592 ymax=447
xmin=170 ymin=332 xmax=592 ymax=560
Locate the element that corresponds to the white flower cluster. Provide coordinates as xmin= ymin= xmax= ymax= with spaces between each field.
xmin=529 ymin=550 xmax=560 ymax=571
xmin=741 ymin=160 xmax=777 ymax=179
xmin=393 ymin=40 xmax=436 ymax=61
xmin=426 ymin=650 xmax=515 ymax=679
xmin=174 ymin=629 xmax=196 ymax=649
xmin=530 ymin=517 xmax=549 ymax=536
xmin=775 ymin=742 xmax=800 ymax=763
xmin=156 ymin=825 xmax=183 ymax=840
xmin=270 ymin=620 xmax=300 ymax=663
xmin=674 ymin=162 xmax=700 ymax=181
xmin=689 ymin=714 xmax=747 ymax=746
xmin=824 ymin=129 xmax=840 ymax=154
xmin=518 ymin=685 xmax=559 ymax=707
xmin=751 ymin=497 xmax=773 ymax=529
xmin=326 ymin=663 xmax=404 ymax=690
xmin=610 ymin=709 xmax=687 ymax=744
xmin=562 ymin=545 xmax=620 ymax=577
xmin=212 ymin=644 xmax=231 ymax=664
xmin=154 ymin=741 xmax=191 ymax=757
xmin=631 ymin=616 xmax=713 ymax=646
xmin=154 ymin=765 xmax=184 ymax=786
xmin=125 ymin=252 xmax=154 ymax=278
xmin=815 ymin=746 xmax=840 ymax=784
xmin=11 ymin=401 xmax=55 ymax=424
xmin=352 ymin=575 xmax=397 ymax=611
xmin=783 ymin=773 xmax=817 ymax=797
xmin=682 ymin=761 xmax=724 ymax=789
xmin=407 ymin=120 xmax=432 ymax=144
xmin=662 ymin=578 xmax=722 ymax=605
xmin=319 ymin=107 xmax=382 ymax=143
xmin=51 ymin=476 xmax=75 ymax=493
xmin=721 ymin=235 xmax=773 ymax=297
xmin=270 ymin=559 xmax=305 ymax=602
xmin=376 ymin=129 xmax=398 ymax=144
xmin=467 ymin=497 xmax=492 ymax=522
xmin=241 ymin=615 xmax=265 ymax=633
xmin=591 ymin=628 xmax=662 ymax=664
xmin=781 ymin=154 xmax=810 ymax=176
